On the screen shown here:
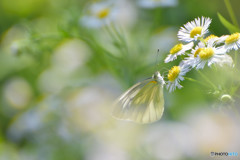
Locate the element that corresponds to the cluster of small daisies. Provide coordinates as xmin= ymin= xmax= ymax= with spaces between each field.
xmin=165 ymin=17 xmax=240 ymax=92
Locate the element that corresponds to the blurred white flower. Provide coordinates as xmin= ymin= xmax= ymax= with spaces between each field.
xmin=7 ymin=96 xmax=60 ymax=142
xmin=186 ymin=109 xmax=240 ymax=155
xmin=79 ymin=1 xmax=117 ymax=28
xmin=142 ymin=122 xmax=196 ymax=159
xmin=214 ymin=53 xmax=234 ymax=68
xmin=86 ymin=139 xmax=129 ymax=160
xmin=138 ymin=0 xmax=178 ymax=8
xmin=38 ymin=39 xmax=90 ymax=93
xmin=52 ymin=39 xmax=90 ymax=74
xmin=113 ymin=0 xmax=137 ymax=28
xmin=8 ymin=108 xmax=43 ymax=141
xmin=80 ymin=0 xmax=137 ymax=28
xmin=65 ymin=86 xmax=115 ymax=132
xmin=4 ymin=77 xmax=33 ymax=109
xmin=38 ymin=68 xmax=67 ymax=93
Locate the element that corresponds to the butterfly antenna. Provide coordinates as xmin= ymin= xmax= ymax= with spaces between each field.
xmin=154 ymin=49 xmax=160 ymax=71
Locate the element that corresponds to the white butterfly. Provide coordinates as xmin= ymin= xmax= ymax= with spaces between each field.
xmin=112 ymin=71 xmax=165 ymax=124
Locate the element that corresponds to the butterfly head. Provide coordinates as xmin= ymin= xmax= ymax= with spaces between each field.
xmin=153 ymin=71 xmax=165 ymax=85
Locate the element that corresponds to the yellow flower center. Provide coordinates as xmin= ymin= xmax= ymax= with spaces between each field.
xmin=194 ymin=48 xmax=202 ymax=57
xmin=204 ymin=34 xmax=218 ymax=42
xmin=97 ymin=8 xmax=110 ymax=19
xmin=170 ymin=43 xmax=183 ymax=55
xmin=199 ymin=48 xmax=214 ymax=60
xmin=225 ymin=33 xmax=240 ymax=44
xmin=190 ymin=27 xmax=202 ymax=38
xmin=168 ymin=66 xmax=180 ymax=82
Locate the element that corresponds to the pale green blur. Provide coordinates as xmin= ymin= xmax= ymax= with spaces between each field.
xmin=0 ymin=0 xmax=240 ymax=159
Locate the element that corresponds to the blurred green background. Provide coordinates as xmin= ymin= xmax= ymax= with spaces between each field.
xmin=0 ymin=0 xmax=240 ymax=159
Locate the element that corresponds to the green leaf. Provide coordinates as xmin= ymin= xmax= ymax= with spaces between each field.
xmin=217 ymin=12 xmax=240 ymax=33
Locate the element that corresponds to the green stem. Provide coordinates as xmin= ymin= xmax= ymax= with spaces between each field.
xmin=104 ymin=24 xmax=129 ymax=57
xmin=224 ymin=0 xmax=239 ymax=27
xmin=184 ymin=77 xmax=209 ymax=87
xmin=199 ymin=37 xmax=206 ymax=46
xmin=111 ymin=24 xmax=129 ymax=55
xmin=197 ymin=70 xmax=218 ymax=90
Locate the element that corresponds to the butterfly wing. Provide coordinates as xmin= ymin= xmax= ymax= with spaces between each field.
xmin=112 ymin=79 xmax=164 ymax=124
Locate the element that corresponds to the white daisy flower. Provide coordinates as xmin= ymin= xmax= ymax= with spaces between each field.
xmin=219 ymin=33 xmax=240 ymax=52
xmin=138 ymin=0 xmax=178 ymax=8
xmin=183 ymin=42 xmax=205 ymax=68
xmin=204 ymin=34 xmax=219 ymax=43
xmin=79 ymin=1 xmax=118 ymax=28
xmin=204 ymin=34 xmax=230 ymax=46
xmin=178 ymin=17 xmax=212 ymax=42
xmin=216 ymin=35 xmax=229 ymax=44
xmin=164 ymin=42 xmax=193 ymax=63
xmin=166 ymin=64 xmax=190 ymax=92
xmin=190 ymin=39 xmax=230 ymax=69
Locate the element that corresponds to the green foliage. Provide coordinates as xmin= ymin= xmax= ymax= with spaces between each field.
xmin=217 ymin=12 xmax=240 ymax=33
